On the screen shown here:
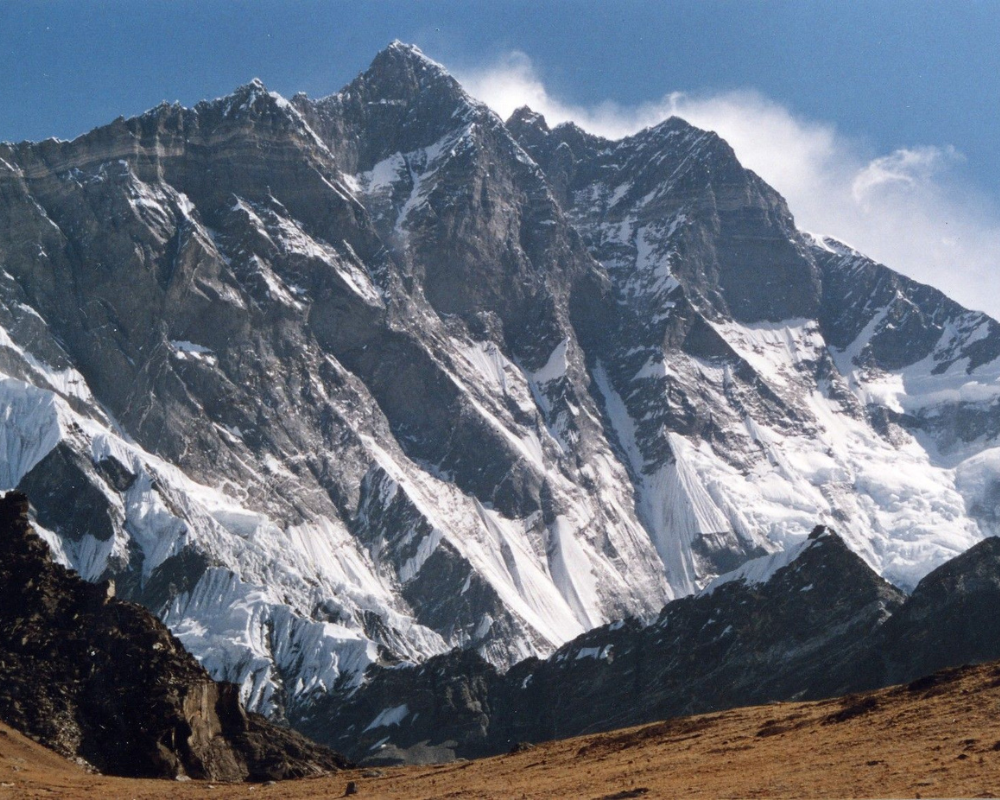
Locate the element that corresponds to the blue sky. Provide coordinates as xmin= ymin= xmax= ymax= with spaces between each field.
xmin=2 ymin=0 xmax=998 ymax=314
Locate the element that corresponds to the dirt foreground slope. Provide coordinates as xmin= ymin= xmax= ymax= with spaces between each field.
xmin=5 ymin=661 xmax=1000 ymax=798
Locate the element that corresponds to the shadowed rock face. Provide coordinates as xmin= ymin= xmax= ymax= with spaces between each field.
xmin=855 ymin=537 xmax=1000 ymax=690
xmin=507 ymin=109 xmax=822 ymax=326
xmin=0 ymin=491 xmax=349 ymax=780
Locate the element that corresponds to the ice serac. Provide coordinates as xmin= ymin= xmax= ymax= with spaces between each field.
xmin=3 ymin=40 xmax=1000 ymax=741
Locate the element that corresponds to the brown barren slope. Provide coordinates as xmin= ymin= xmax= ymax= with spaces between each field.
xmin=5 ymin=661 xmax=1000 ymax=798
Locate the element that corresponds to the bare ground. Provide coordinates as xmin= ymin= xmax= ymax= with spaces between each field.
xmin=5 ymin=661 xmax=1000 ymax=799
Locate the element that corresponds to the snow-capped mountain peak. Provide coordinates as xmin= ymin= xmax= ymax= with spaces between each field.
xmin=2 ymin=43 xmax=1000 ymax=736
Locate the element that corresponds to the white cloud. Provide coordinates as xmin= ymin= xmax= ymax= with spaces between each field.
xmin=851 ymin=145 xmax=963 ymax=205
xmin=457 ymin=54 xmax=1000 ymax=320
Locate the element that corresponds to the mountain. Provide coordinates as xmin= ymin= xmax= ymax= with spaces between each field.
xmin=505 ymin=104 xmax=998 ymax=590
xmin=0 ymin=490 xmax=347 ymax=779
xmin=0 ymin=41 xmax=999 ymax=732
xmin=298 ymin=526 xmax=901 ymax=761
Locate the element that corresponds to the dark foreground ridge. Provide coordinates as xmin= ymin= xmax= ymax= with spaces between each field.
xmin=0 ymin=491 xmax=350 ymax=780
xmin=301 ymin=526 xmax=1000 ymax=764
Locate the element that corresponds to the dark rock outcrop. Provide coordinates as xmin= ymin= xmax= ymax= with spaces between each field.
xmin=298 ymin=647 xmax=501 ymax=764
xmin=0 ymin=491 xmax=349 ymax=780
xmin=848 ymin=536 xmax=1000 ymax=690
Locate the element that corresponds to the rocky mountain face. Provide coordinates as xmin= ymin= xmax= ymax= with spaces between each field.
xmin=1 ymin=41 xmax=1000 ymax=734
xmin=0 ymin=490 xmax=347 ymax=779
xmin=305 ymin=525 xmax=1000 ymax=764
xmin=507 ymin=106 xmax=1000 ymax=592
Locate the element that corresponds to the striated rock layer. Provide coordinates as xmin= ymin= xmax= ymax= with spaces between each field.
xmin=0 ymin=491 xmax=348 ymax=780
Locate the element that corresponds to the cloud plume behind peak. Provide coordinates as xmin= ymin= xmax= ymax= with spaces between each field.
xmin=458 ymin=53 xmax=1000 ymax=320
